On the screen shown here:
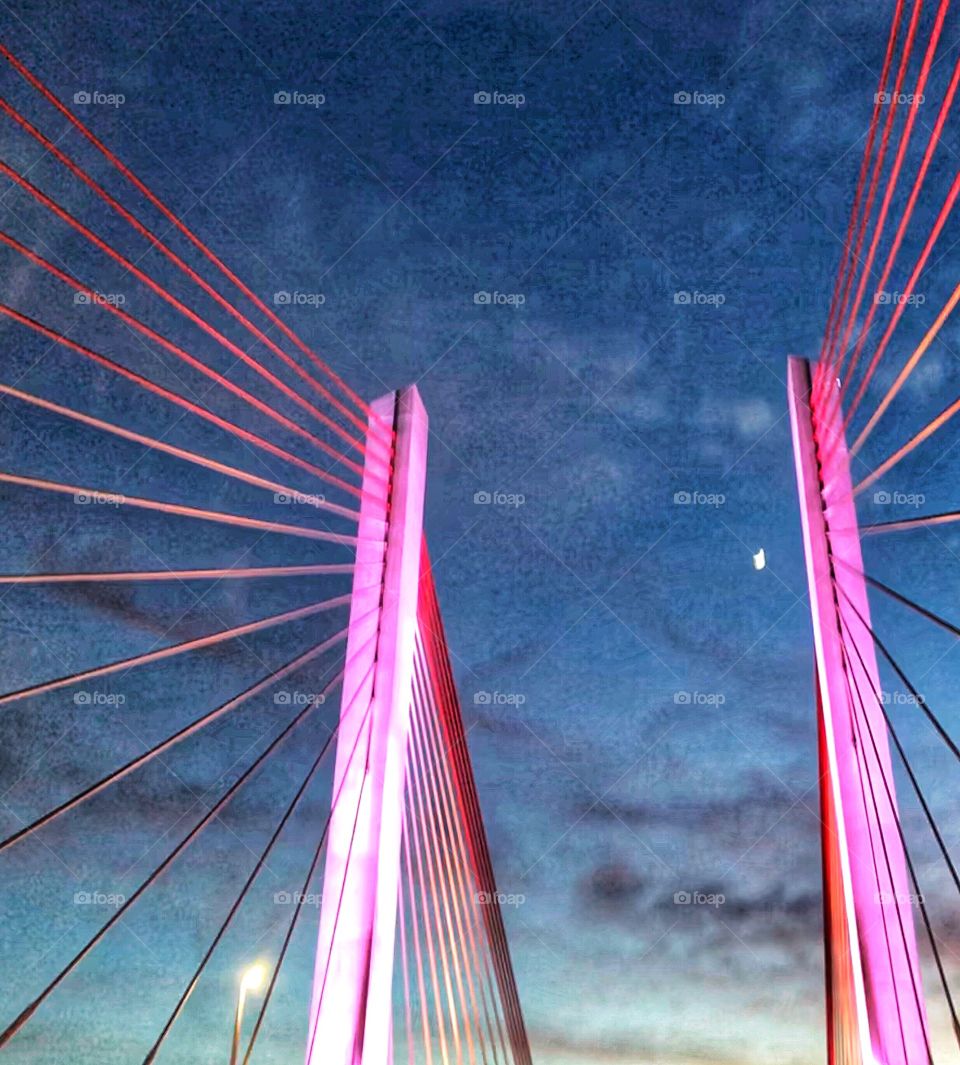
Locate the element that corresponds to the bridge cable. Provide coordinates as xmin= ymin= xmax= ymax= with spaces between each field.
xmin=836 ymin=628 xmax=924 ymax=1063
xmin=415 ymin=637 xmax=507 ymax=1063
xmin=0 ymin=303 xmax=375 ymax=504
xmin=0 ymin=622 xmax=368 ymax=855
xmin=0 ymin=383 xmax=365 ymax=524
xmin=836 ymin=603 xmax=960 ymax=1047
xmin=837 ymin=585 xmax=960 ymax=762
xmin=0 ymin=158 xmax=375 ymax=467
xmin=817 ymin=0 xmax=907 ymax=378
xmin=0 ymin=95 xmax=391 ymax=462
xmin=0 ymin=43 xmax=386 ymax=440
xmin=0 ymin=229 xmax=375 ymax=483
xmin=0 ymin=594 xmax=354 ymax=710
xmin=217 ymin=656 xmax=379 ymax=1065
xmin=0 ymin=666 xmax=346 ymax=1051
xmin=830 ymin=0 xmax=951 ymax=399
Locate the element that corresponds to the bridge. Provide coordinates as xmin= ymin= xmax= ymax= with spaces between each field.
xmin=1 ymin=1 xmax=960 ymax=1060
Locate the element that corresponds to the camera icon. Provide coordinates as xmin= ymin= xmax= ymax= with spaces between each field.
xmin=74 ymin=891 xmax=92 ymax=904
xmin=474 ymin=91 xmax=492 ymax=105
xmin=274 ymin=91 xmax=292 ymax=104
xmin=474 ymin=490 xmax=492 ymax=504
xmin=474 ymin=291 xmax=491 ymax=305
xmin=674 ymin=890 xmax=692 ymax=904
xmin=273 ymin=891 xmax=292 ymax=904
xmin=674 ymin=91 xmax=691 ymax=105
xmin=273 ymin=291 xmax=291 ymax=305
xmin=673 ymin=291 xmax=691 ymax=305
xmin=274 ymin=691 xmax=292 ymax=704
xmin=874 ymin=491 xmax=891 ymax=504
xmin=73 ymin=90 xmax=91 ymax=105
xmin=673 ymin=491 xmax=691 ymax=505
xmin=673 ymin=691 xmax=691 ymax=705
xmin=74 ymin=292 xmax=91 ymax=305
xmin=474 ymin=691 xmax=492 ymax=705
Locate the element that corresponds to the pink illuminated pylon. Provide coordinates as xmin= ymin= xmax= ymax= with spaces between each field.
xmin=788 ymin=357 xmax=928 ymax=1065
xmin=307 ymin=386 xmax=428 ymax=1065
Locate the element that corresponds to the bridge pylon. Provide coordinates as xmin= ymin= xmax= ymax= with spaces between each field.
xmin=789 ymin=357 xmax=929 ymax=1065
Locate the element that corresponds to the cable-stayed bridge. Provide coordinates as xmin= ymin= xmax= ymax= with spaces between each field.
xmin=2 ymin=0 xmax=960 ymax=1059
xmin=0 ymin=42 xmax=528 ymax=1065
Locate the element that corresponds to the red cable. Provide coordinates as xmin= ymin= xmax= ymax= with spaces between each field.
xmin=845 ymin=168 xmax=960 ymax=443
xmin=850 ymin=273 xmax=960 ymax=463
xmin=828 ymin=0 xmax=925 ymax=386
xmin=0 ymin=231 xmax=388 ymax=484
xmin=0 ymin=382 xmax=365 ymax=524
xmin=816 ymin=0 xmax=906 ymax=389
xmin=0 ymin=471 xmax=362 ymax=546
xmin=0 ymin=170 xmax=370 ymax=479
xmin=0 ymin=301 xmax=375 ymax=504
xmin=834 ymin=0 xmax=952 ymax=396
xmin=0 ymin=96 xmax=392 ymax=460
xmin=0 ymin=145 xmax=381 ymax=464
xmin=0 ymin=564 xmax=356 ymax=584
xmin=841 ymin=58 xmax=960 ymax=421
xmin=0 ymin=43 xmax=389 ymax=442
xmin=418 ymin=553 xmax=531 ymax=1062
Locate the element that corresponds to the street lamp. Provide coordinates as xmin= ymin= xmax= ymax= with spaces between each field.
xmin=229 ymin=963 xmax=265 ymax=1065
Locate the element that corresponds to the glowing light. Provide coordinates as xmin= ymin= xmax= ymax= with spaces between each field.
xmin=240 ymin=963 xmax=266 ymax=994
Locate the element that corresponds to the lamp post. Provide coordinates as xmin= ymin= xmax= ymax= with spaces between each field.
xmin=229 ymin=963 xmax=265 ymax=1065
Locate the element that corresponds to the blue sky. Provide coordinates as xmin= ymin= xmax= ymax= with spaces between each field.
xmin=1 ymin=1 xmax=960 ymax=1062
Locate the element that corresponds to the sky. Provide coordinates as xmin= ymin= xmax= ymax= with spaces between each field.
xmin=1 ymin=1 xmax=960 ymax=1063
